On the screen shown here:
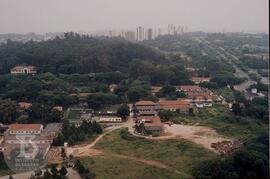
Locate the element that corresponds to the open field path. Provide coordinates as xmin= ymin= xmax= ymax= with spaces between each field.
xmin=111 ymin=153 xmax=183 ymax=175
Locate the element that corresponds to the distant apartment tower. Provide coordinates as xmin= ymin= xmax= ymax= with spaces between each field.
xmin=124 ymin=31 xmax=136 ymax=41
xmin=145 ymin=28 xmax=153 ymax=40
xmin=136 ymin=26 xmax=145 ymax=41
xmin=10 ymin=65 xmax=37 ymax=74
xmin=168 ymin=24 xmax=177 ymax=35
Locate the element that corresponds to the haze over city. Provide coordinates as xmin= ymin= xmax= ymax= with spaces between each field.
xmin=0 ymin=0 xmax=269 ymax=34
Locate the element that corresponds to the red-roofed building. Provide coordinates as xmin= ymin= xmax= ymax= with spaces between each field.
xmin=159 ymin=100 xmax=193 ymax=114
xmin=186 ymin=92 xmax=213 ymax=102
xmin=8 ymin=124 xmax=43 ymax=135
xmin=135 ymin=100 xmax=156 ymax=106
xmin=136 ymin=116 xmax=163 ymax=133
xmin=134 ymin=100 xmax=159 ymax=117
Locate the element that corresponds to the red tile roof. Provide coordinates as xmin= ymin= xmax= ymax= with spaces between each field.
xmin=137 ymin=116 xmax=162 ymax=126
xmin=135 ymin=100 xmax=156 ymax=106
xmin=159 ymin=100 xmax=192 ymax=110
xmin=9 ymin=124 xmax=43 ymax=131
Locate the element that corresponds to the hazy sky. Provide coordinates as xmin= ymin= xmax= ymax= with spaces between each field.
xmin=0 ymin=0 xmax=268 ymax=33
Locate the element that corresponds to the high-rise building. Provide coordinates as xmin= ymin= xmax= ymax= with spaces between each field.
xmin=124 ymin=31 xmax=136 ymax=41
xmin=168 ymin=24 xmax=177 ymax=35
xmin=136 ymin=26 xmax=145 ymax=41
xmin=146 ymin=28 xmax=153 ymax=40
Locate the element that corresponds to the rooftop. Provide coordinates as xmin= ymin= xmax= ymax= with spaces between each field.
xmin=159 ymin=100 xmax=192 ymax=109
xmin=137 ymin=116 xmax=162 ymax=127
xmin=18 ymin=102 xmax=32 ymax=109
xmin=151 ymin=86 xmax=162 ymax=93
xmin=11 ymin=65 xmax=36 ymax=71
xmin=9 ymin=124 xmax=43 ymax=131
xmin=135 ymin=100 xmax=156 ymax=106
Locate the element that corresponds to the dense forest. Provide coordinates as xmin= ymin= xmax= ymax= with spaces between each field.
xmin=0 ymin=32 xmax=167 ymax=74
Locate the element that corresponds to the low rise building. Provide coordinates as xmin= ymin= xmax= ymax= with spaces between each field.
xmin=94 ymin=116 xmax=122 ymax=123
xmin=159 ymin=100 xmax=193 ymax=114
xmin=10 ymin=65 xmax=37 ymax=74
xmin=8 ymin=124 xmax=43 ymax=135
xmin=18 ymin=102 xmax=32 ymax=110
xmin=191 ymin=77 xmax=210 ymax=84
xmin=1 ymin=123 xmax=62 ymax=161
xmin=136 ymin=116 xmax=163 ymax=133
xmin=134 ymin=100 xmax=159 ymax=111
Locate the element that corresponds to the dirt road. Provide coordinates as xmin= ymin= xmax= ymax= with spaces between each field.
xmin=67 ymin=126 xmax=120 ymax=157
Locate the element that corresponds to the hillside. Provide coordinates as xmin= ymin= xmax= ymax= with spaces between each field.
xmin=0 ymin=33 xmax=166 ymax=74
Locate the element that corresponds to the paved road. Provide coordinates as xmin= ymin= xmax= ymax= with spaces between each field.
xmin=202 ymin=38 xmax=257 ymax=92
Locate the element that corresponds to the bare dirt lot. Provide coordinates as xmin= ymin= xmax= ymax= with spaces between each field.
xmin=163 ymin=124 xmax=232 ymax=151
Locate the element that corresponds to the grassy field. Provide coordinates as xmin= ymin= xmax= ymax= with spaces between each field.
xmin=171 ymin=106 xmax=268 ymax=138
xmin=81 ymin=155 xmax=182 ymax=179
xmin=93 ymin=129 xmax=217 ymax=178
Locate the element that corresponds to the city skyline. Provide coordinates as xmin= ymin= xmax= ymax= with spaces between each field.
xmin=0 ymin=0 xmax=268 ymax=34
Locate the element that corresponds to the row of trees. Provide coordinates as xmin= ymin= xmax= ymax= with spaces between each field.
xmin=232 ymin=97 xmax=269 ymax=122
xmin=0 ymin=99 xmax=63 ymax=125
xmin=52 ymin=120 xmax=102 ymax=146
xmin=0 ymin=33 xmax=166 ymax=74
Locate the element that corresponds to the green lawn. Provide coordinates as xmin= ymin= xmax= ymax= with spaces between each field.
xmin=171 ymin=106 xmax=268 ymax=138
xmin=93 ymin=129 xmax=217 ymax=178
xmin=81 ymin=155 xmax=182 ymax=179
